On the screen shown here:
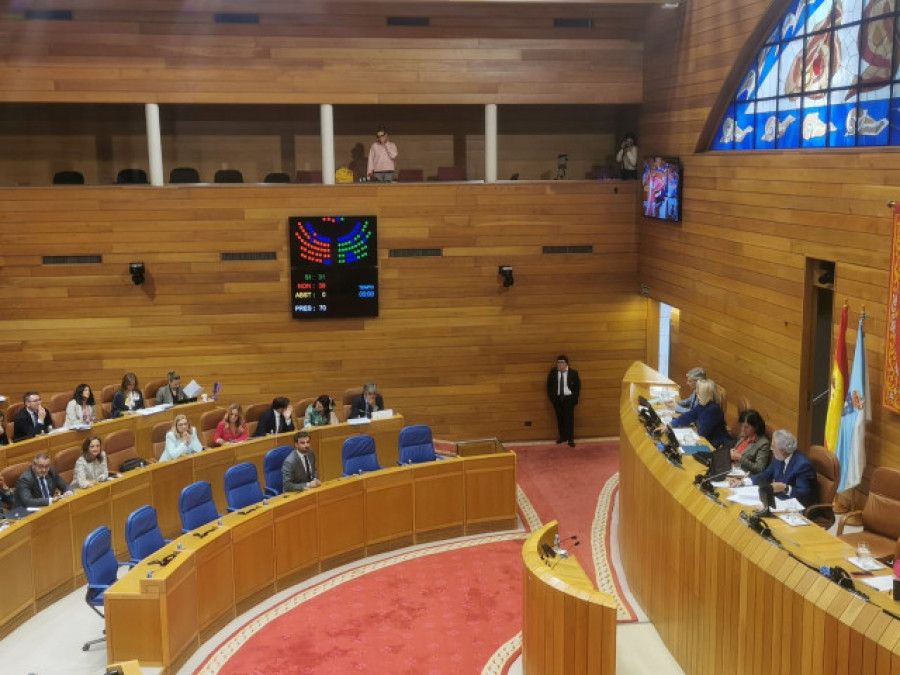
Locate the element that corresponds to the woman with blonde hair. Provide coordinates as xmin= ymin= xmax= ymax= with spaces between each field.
xmin=213 ymin=403 xmax=249 ymax=445
xmin=160 ymin=414 xmax=203 ymax=461
xmin=671 ymin=379 xmax=731 ymax=449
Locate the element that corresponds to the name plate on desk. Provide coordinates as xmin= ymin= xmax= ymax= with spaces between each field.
xmin=371 ymin=409 xmax=393 ymax=420
xmin=347 ymin=417 xmax=370 ymax=426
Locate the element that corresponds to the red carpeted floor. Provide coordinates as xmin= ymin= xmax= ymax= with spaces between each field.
xmin=197 ymin=538 xmax=524 ymax=675
xmin=510 ymin=440 xmax=620 ymax=577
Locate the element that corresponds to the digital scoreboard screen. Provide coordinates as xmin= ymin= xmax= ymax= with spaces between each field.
xmin=288 ymin=216 xmax=378 ymax=319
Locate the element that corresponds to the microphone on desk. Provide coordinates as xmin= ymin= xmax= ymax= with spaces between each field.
xmin=753 ymin=482 xmax=776 ymax=519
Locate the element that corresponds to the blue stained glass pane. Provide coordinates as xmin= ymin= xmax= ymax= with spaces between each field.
xmin=890 ymin=86 xmax=900 ymax=143
xmin=765 ymin=24 xmax=781 ymax=45
xmin=783 ymin=0 xmax=808 ymax=39
xmin=736 ymin=66 xmax=758 ymax=101
xmin=755 ymin=111 xmax=778 ymax=149
xmin=735 ymin=103 xmax=756 ymax=148
xmin=856 ymin=98 xmax=891 ymax=144
xmin=776 ymin=103 xmax=802 ymax=148
xmin=712 ymin=105 xmax=736 ymax=150
xmin=829 ymin=98 xmax=858 ymax=145
xmin=801 ymin=107 xmax=830 ymax=146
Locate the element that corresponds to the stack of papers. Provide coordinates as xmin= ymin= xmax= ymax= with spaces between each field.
xmin=672 ymin=428 xmax=700 ymax=446
xmin=777 ymin=512 xmax=809 ymax=527
xmin=848 ymin=556 xmax=883 ymax=572
xmin=724 ymin=486 xmax=804 ymax=512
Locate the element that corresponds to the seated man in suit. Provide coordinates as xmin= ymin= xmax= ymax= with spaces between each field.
xmin=666 ymin=367 xmax=706 ymax=413
xmin=728 ymin=429 xmax=817 ymax=507
xmin=13 ymin=391 xmax=54 ymax=442
xmin=16 ymin=453 xmax=74 ymax=508
xmin=154 ymin=370 xmax=189 ymax=406
xmin=253 ymin=397 xmax=295 ymax=437
xmin=350 ymin=383 xmax=385 ymax=419
xmin=282 ymin=431 xmax=322 ymax=492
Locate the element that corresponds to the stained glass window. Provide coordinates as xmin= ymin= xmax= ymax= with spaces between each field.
xmin=712 ymin=0 xmax=899 ymax=150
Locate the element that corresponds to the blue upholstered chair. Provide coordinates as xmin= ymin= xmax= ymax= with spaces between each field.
xmin=341 ymin=435 xmax=382 ymax=476
xmin=179 ymin=481 xmax=220 ymax=533
xmin=263 ymin=445 xmax=293 ymax=496
xmin=398 ymin=425 xmax=439 ymax=465
xmin=81 ymin=526 xmax=129 ymax=651
xmin=224 ymin=462 xmax=265 ymax=511
xmin=125 ymin=505 xmax=169 ymax=566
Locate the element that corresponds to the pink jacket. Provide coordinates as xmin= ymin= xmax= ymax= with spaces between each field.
xmin=367 ymin=141 xmax=398 ymax=174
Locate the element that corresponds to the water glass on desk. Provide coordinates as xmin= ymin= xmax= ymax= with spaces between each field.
xmin=857 ymin=542 xmax=871 ymax=564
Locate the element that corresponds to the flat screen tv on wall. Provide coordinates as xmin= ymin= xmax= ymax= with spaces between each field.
xmin=641 ymin=157 xmax=681 ymax=223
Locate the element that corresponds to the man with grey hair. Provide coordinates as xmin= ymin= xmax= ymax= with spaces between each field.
xmin=668 ymin=367 xmax=706 ymax=413
xmin=350 ymin=383 xmax=385 ymax=419
xmin=729 ymin=429 xmax=817 ymax=507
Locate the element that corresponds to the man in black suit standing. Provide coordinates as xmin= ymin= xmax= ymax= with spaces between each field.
xmin=13 ymin=391 xmax=54 ymax=442
xmin=546 ymin=355 xmax=581 ymax=447
xmin=253 ymin=397 xmax=295 ymax=437
xmin=16 ymin=453 xmax=73 ymax=508
xmin=282 ymin=432 xmax=322 ymax=492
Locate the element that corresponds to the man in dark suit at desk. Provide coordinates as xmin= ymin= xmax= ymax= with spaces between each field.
xmin=282 ymin=432 xmax=321 ymax=492
xmin=16 ymin=453 xmax=74 ymax=508
xmin=729 ymin=429 xmax=817 ymax=507
xmin=253 ymin=397 xmax=295 ymax=437
xmin=13 ymin=391 xmax=54 ymax=442
xmin=546 ymin=355 xmax=581 ymax=447
xmin=350 ymin=383 xmax=384 ymax=419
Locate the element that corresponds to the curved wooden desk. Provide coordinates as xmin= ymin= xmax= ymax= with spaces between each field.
xmin=104 ymin=452 xmax=518 ymax=670
xmin=618 ymin=362 xmax=900 ymax=674
xmin=522 ymin=522 xmax=616 ymax=674
xmin=0 ymin=414 xmax=406 ymax=638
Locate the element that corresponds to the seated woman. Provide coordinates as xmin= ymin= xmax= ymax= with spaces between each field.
xmin=111 ymin=372 xmax=145 ymax=418
xmin=160 ymin=414 xmax=203 ymax=461
xmin=213 ymin=403 xmax=249 ymax=445
xmin=0 ymin=410 xmax=9 ymax=446
xmin=73 ymin=435 xmax=110 ymax=488
xmin=729 ymin=409 xmax=771 ymax=475
xmin=670 ymin=379 xmax=731 ymax=449
xmin=304 ymin=395 xmax=339 ymax=428
xmin=65 ymin=383 xmax=98 ymax=427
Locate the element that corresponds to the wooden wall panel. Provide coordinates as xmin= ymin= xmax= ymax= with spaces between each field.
xmin=0 ymin=181 xmax=643 ymax=443
xmin=0 ymin=1 xmax=647 ymax=105
xmin=638 ymin=0 xmax=900 ymax=488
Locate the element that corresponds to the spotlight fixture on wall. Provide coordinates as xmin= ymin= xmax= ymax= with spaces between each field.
xmin=498 ymin=265 xmax=515 ymax=288
xmin=129 ymin=262 xmax=146 ymax=285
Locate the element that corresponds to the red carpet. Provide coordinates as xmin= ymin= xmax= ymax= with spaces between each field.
xmin=511 ymin=440 xmax=618 ymax=575
xmin=197 ymin=538 xmax=524 ymax=674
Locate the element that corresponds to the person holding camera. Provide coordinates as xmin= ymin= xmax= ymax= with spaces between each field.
xmin=304 ymin=394 xmax=340 ymax=427
xmin=616 ymin=132 xmax=639 ymax=180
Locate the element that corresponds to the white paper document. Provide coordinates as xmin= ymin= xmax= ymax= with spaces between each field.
xmin=724 ymin=486 xmax=804 ymax=512
xmin=848 ymin=556 xmax=884 ymax=572
xmin=182 ymin=379 xmax=204 ymax=398
xmin=777 ymin=512 xmax=809 ymax=527
xmin=671 ymin=427 xmax=700 ymax=445
xmin=861 ymin=575 xmax=895 ymax=592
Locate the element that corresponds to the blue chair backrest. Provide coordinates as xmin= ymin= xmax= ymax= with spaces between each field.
xmin=398 ymin=425 xmax=437 ymax=465
xmin=82 ymin=526 xmax=119 ymax=606
xmin=263 ymin=445 xmax=293 ymax=495
xmin=125 ymin=505 xmax=166 ymax=563
xmin=342 ymin=435 xmax=381 ymax=476
xmin=179 ymin=481 xmax=219 ymax=532
xmin=224 ymin=462 xmax=265 ymax=511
